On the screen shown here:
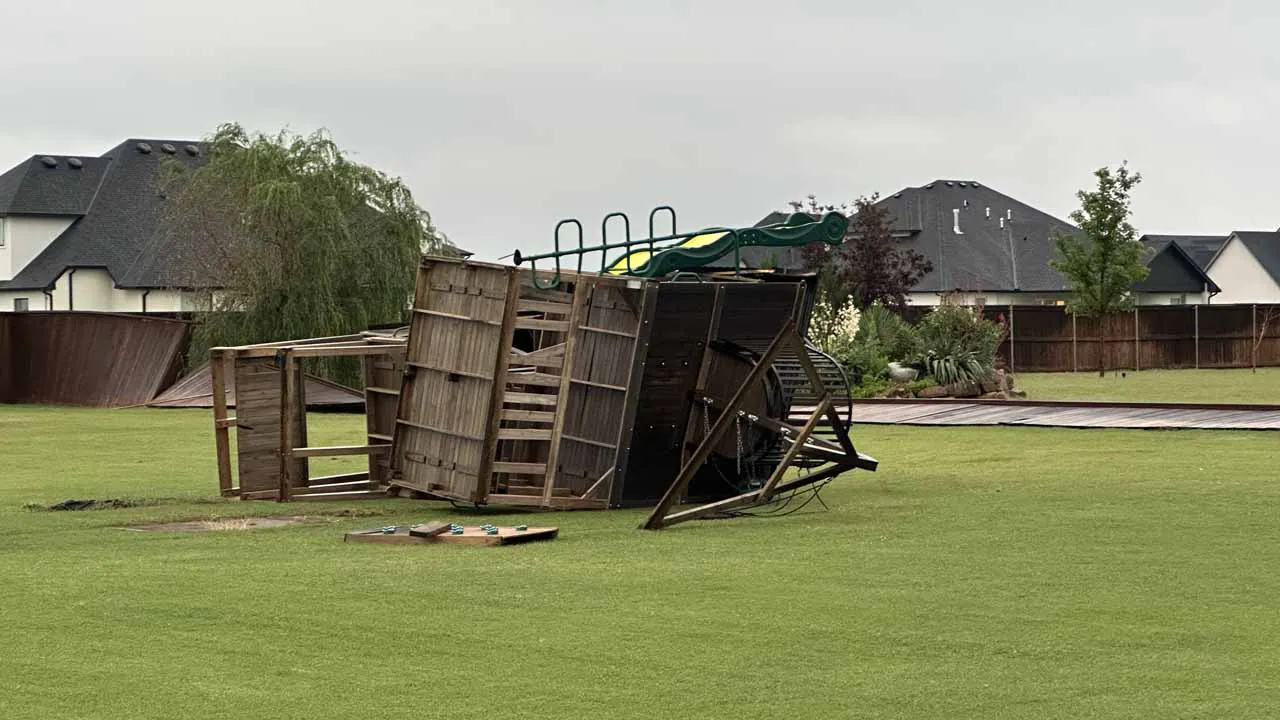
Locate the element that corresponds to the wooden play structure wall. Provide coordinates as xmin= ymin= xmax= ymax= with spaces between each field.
xmin=0 ymin=311 xmax=188 ymax=406
xmin=210 ymin=336 xmax=406 ymax=501
xmin=390 ymin=257 xmax=816 ymax=509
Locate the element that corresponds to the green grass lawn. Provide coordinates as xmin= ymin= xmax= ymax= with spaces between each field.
xmin=1019 ymin=367 xmax=1280 ymax=404
xmin=2 ymin=405 xmax=1279 ymax=719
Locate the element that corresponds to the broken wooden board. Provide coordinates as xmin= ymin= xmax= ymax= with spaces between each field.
xmin=344 ymin=524 xmax=558 ymax=546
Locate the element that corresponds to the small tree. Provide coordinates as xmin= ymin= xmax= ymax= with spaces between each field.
xmin=789 ymin=193 xmax=933 ymax=313
xmin=157 ymin=123 xmax=458 ymax=386
xmin=1050 ymin=163 xmax=1149 ymax=376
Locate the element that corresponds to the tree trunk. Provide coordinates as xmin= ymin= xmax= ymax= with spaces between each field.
xmin=1098 ymin=312 xmax=1107 ymax=377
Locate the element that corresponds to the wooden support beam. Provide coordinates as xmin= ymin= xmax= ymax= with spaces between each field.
xmin=641 ymin=320 xmax=796 ymax=530
xmin=292 ymin=444 xmax=390 ymax=458
xmin=278 ymin=349 xmax=297 ymax=502
xmin=288 ymin=344 xmax=407 ymax=359
xmin=544 ymin=284 xmax=588 ymax=506
xmin=510 ymin=343 xmax=565 ymax=368
xmin=788 ymin=334 xmax=859 ymax=457
xmin=502 ymin=392 xmax=559 ymax=407
xmin=493 ymin=461 xmax=549 ymax=476
xmin=757 ymin=395 xmax=830 ymax=500
xmin=476 ymin=269 xmax=524 ymax=504
xmin=210 ymin=349 xmax=234 ymax=496
xmin=506 ymin=371 xmax=563 ymax=388
xmin=497 ymin=428 xmax=553 ymax=441
xmin=516 ymin=318 xmax=570 ymax=332
xmin=517 ymin=298 xmax=573 ymax=314
xmin=500 ymin=409 xmax=557 ymax=423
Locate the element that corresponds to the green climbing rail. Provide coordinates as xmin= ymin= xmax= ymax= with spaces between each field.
xmin=511 ymin=208 xmax=848 ymax=289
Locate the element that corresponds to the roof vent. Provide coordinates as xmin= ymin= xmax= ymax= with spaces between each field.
xmin=893 ymin=193 xmax=902 ymax=199
xmin=40 ymin=156 xmax=58 ymax=168
xmin=963 ymin=199 xmax=969 ymax=208
xmin=945 ymin=181 xmax=954 ymax=187
xmin=924 ymin=183 xmax=934 ymax=190
xmin=1006 ymin=209 xmax=1013 ymax=220
xmin=137 ymin=142 xmax=153 ymax=154
xmin=985 ymin=207 xmax=991 ymax=219
xmin=68 ymin=158 xmax=84 ymax=169
xmin=1000 ymin=217 xmax=1006 ymax=229
xmin=184 ymin=144 xmax=200 ymax=156
xmin=161 ymin=143 xmax=177 ymax=154
xmin=952 ymin=208 xmax=964 ymax=235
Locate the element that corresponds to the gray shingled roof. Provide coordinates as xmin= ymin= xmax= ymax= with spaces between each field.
xmin=1134 ymin=238 xmax=1220 ymax=293
xmin=0 ymin=155 xmax=110 ymax=216
xmin=1231 ymin=231 xmax=1280 ymax=286
xmin=0 ymin=139 xmax=207 ymax=291
xmin=744 ymin=181 xmax=1085 ymax=292
xmin=1140 ymin=234 xmax=1227 ymax=271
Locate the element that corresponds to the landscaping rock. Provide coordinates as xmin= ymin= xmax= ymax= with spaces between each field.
xmin=884 ymin=386 xmax=912 ymax=399
xmin=918 ymin=385 xmax=950 ymax=399
xmin=980 ymin=377 xmax=1001 ymax=394
xmin=981 ymin=391 xmax=1008 ymax=400
xmin=951 ymin=381 xmax=982 ymax=398
xmin=1008 ymin=389 xmax=1028 ymax=399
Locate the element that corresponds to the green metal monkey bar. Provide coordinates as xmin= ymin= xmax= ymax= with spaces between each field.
xmin=510 ymin=207 xmax=849 ymax=289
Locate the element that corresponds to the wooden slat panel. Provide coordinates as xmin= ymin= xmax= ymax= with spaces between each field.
xmin=502 ymin=392 xmax=559 ymax=407
xmin=497 ymin=428 xmax=553 ymax=441
xmin=517 ymin=299 xmax=573 ymax=314
xmin=515 ymin=318 xmax=570 ymax=332
xmin=500 ymin=409 xmax=557 ymax=423
xmin=506 ymin=371 xmax=562 ymax=387
xmin=492 ymin=461 xmax=548 ymax=475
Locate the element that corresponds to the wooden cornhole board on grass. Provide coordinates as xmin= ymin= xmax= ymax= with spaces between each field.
xmin=344 ymin=525 xmax=558 ymax=546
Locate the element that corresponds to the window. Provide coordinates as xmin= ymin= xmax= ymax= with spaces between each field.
xmin=13 ymin=297 xmax=29 ymax=312
xmin=1168 ymin=295 xmax=1186 ymax=306
xmin=0 ymin=216 xmax=6 ymax=247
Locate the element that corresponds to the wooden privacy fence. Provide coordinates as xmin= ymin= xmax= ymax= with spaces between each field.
xmin=914 ymin=304 xmax=1280 ymax=373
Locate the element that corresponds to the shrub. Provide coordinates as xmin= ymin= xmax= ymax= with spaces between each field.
xmin=854 ymin=303 xmax=920 ymax=362
xmin=912 ymin=303 xmax=1003 ymax=384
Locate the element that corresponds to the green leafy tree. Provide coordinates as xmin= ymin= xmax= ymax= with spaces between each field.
xmin=1050 ymin=163 xmax=1149 ymax=376
xmin=157 ymin=123 xmax=458 ymax=385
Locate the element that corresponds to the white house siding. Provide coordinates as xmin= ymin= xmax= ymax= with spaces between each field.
xmin=1136 ymin=290 xmax=1210 ymax=306
xmin=0 ymin=217 xmax=9 ymax=279
xmin=1 ymin=216 xmax=76 ymax=281
xmin=28 ymin=268 xmax=196 ymax=312
xmin=1206 ymin=237 xmax=1280 ymax=304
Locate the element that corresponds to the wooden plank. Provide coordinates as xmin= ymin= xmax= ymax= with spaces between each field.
xmin=641 ymin=320 xmax=795 ymax=529
xmin=289 ymin=344 xmax=410 ymax=359
xmin=345 ymin=525 xmax=559 ymax=545
xmin=543 ymin=282 xmax=589 ymax=505
xmin=492 ymin=461 xmax=548 ymax=475
xmin=500 ymin=409 xmax=557 ymax=423
xmin=411 ymin=307 xmax=502 ymax=326
xmin=365 ymin=386 xmax=400 ymax=395
xmin=517 ymin=298 xmax=573 ymax=314
xmin=278 ymin=350 xmax=297 ymax=502
xmin=483 ymin=495 xmax=608 ymax=510
xmin=519 ymin=286 xmax=575 ymax=304
xmin=510 ymin=343 xmax=565 ymax=368
xmin=476 ymin=269 xmax=524 ymax=503
xmin=395 ymin=418 xmax=486 ymax=442
xmin=506 ymin=371 xmax=562 ymax=388
xmin=569 ymin=377 xmax=627 ymax=393
xmin=408 ymin=521 xmax=452 ymax=538
xmin=561 ymin=433 xmax=616 ymax=450
xmin=404 ymin=362 xmax=493 ymax=381
xmin=502 ymin=392 xmax=559 ymax=407
xmin=758 ymin=395 xmax=831 ymax=499
xmin=210 ymin=349 xmax=234 ymax=496
xmin=515 ymin=317 xmax=570 ymax=332
xmin=579 ymin=324 xmax=637 ymax=339
xmin=497 ymin=428 xmax=553 ymax=441
xmin=292 ymin=444 xmax=390 ymax=458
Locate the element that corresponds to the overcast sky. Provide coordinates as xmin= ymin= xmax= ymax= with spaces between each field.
xmin=3 ymin=1 xmax=1278 ymax=260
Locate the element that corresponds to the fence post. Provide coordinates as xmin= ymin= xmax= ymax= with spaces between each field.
xmin=1134 ymin=307 xmax=1140 ymax=371
xmin=1194 ymin=304 xmax=1199 ymax=369
xmin=1008 ymin=304 xmax=1016 ymax=374
xmin=1072 ymin=312 xmax=1078 ymax=372
xmin=1253 ymin=304 xmax=1258 ymax=371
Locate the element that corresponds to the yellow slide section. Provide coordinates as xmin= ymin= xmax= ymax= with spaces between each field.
xmin=605 ymin=231 xmax=729 ymax=275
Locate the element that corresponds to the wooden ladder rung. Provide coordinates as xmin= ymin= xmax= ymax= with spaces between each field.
xmin=492 ymin=461 xmax=548 ymax=476
xmin=500 ymin=409 xmax=557 ymax=423
xmin=579 ymin=325 xmax=637 ymax=339
xmin=503 ymin=392 xmax=559 ymax=407
xmin=497 ymin=428 xmax=553 ymax=441
xmin=517 ymin=299 xmax=573 ymax=314
xmin=365 ymin=386 xmax=400 ymax=395
xmin=515 ymin=318 xmax=570 ymax=332
xmin=506 ymin=371 xmax=562 ymax=388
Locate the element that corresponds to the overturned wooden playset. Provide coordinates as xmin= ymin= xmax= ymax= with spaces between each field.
xmin=208 ymin=209 xmax=878 ymax=528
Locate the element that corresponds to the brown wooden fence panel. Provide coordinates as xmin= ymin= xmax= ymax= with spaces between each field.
xmin=0 ymin=311 xmax=189 ymax=406
xmin=893 ymin=303 xmax=1280 ymax=372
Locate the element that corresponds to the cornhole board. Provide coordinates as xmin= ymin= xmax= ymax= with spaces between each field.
xmin=344 ymin=524 xmax=558 ymax=546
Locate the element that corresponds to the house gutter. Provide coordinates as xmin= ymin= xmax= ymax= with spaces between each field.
xmin=67 ymin=268 xmax=77 ymax=311
xmin=141 ymin=289 xmax=152 ymax=313
xmin=42 ymin=289 xmax=53 ymax=310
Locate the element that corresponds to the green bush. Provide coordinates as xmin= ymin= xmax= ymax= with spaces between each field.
xmin=855 ymin=303 xmax=920 ymax=362
xmin=911 ymin=303 xmax=1004 ymax=385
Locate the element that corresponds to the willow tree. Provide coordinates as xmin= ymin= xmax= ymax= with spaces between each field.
xmin=158 ymin=123 xmax=458 ymax=385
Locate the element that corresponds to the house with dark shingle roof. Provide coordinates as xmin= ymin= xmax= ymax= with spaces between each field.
xmin=1202 ymin=230 xmax=1280 ymax=304
xmin=0 ymin=139 xmax=210 ymax=312
xmin=749 ymin=180 xmax=1222 ymax=306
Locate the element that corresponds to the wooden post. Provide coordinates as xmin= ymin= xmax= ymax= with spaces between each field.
xmin=757 ymin=394 xmax=831 ymax=501
xmin=1071 ymin=313 xmax=1078 ymax=373
xmin=641 ymin=320 xmax=796 ymax=530
xmin=1008 ymin=304 xmax=1016 ymax=374
xmin=210 ymin=349 xmax=234 ymax=496
xmin=478 ymin=268 xmax=523 ymax=505
xmin=1134 ymin=307 xmax=1140 ymax=371
xmin=278 ymin=349 xmax=297 ymax=502
xmin=679 ymin=284 xmax=726 ymax=466
xmin=1194 ymin=304 xmax=1200 ymax=369
xmin=1253 ymin=304 xmax=1258 ymax=371
xmin=542 ymin=278 xmax=588 ymax=508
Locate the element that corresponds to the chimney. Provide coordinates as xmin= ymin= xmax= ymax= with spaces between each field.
xmin=953 ymin=208 xmax=964 ymax=235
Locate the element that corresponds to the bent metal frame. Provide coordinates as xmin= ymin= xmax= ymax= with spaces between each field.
xmin=641 ymin=319 xmax=878 ymax=530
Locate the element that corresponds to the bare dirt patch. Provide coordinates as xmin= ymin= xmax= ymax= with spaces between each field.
xmin=129 ymin=517 xmax=309 ymax=533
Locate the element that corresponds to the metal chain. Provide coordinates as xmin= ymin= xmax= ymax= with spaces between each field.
xmin=735 ymin=414 xmax=744 ymax=477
